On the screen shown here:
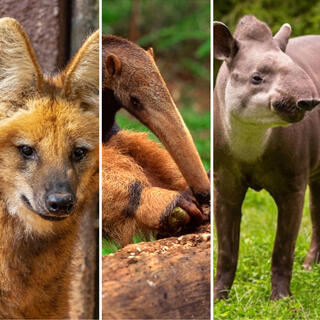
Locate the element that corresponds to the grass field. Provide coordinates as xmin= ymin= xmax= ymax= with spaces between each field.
xmin=214 ymin=188 xmax=320 ymax=319
xmin=103 ymin=107 xmax=210 ymax=255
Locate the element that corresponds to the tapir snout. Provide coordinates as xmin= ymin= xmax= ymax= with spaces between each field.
xmin=297 ymin=99 xmax=320 ymax=110
xmin=269 ymin=59 xmax=320 ymax=123
xmin=271 ymin=97 xmax=320 ymax=123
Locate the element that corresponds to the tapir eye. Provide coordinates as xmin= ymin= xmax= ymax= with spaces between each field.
xmin=73 ymin=147 xmax=88 ymax=162
xmin=251 ymin=74 xmax=263 ymax=85
xmin=18 ymin=145 xmax=35 ymax=159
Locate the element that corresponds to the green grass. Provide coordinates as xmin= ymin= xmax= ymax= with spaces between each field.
xmin=103 ymin=106 xmax=210 ymax=255
xmin=103 ymin=233 xmax=156 ymax=255
xmin=214 ymin=188 xmax=320 ymax=319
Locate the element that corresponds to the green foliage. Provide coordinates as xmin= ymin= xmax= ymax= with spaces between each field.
xmin=215 ymin=0 xmax=320 ymax=36
xmin=214 ymin=0 xmax=320 ymax=80
xmin=102 ymin=233 xmax=156 ymax=256
xmin=102 ymin=238 xmax=121 ymax=255
xmin=102 ymin=0 xmax=209 ymax=82
xmin=214 ymin=189 xmax=320 ymax=319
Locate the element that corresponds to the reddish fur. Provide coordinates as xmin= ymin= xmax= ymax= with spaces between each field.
xmin=0 ymin=19 xmax=99 ymax=318
xmin=102 ymin=130 xmax=189 ymax=246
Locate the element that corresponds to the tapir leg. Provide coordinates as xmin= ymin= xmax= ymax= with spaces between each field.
xmin=303 ymin=180 xmax=320 ymax=269
xmin=271 ymin=190 xmax=306 ymax=300
xmin=214 ymin=186 xmax=247 ymax=300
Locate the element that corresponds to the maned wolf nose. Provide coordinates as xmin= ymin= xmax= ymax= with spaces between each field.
xmin=297 ymin=99 xmax=320 ymax=111
xmin=46 ymin=193 xmax=74 ymax=213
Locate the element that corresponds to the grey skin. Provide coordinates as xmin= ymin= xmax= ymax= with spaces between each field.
xmin=214 ymin=15 xmax=320 ymax=300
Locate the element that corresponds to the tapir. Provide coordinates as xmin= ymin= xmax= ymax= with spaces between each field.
xmin=102 ymin=35 xmax=210 ymax=245
xmin=214 ymin=15 xmax=320 ymax=300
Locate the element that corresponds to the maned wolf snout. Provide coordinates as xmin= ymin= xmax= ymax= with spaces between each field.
xmin=0 ymin=17 xmax=98 ymax=319
xmin=214 ymin=14 xmax=320 ymax=301
xmin=46 ymin=192 xmax=74 ymax=214
xmin=44 ymin=181 xmax=75 ymax=216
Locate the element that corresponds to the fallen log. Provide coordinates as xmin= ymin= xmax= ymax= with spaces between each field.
xmin=102 ymin=225 xmax=211 ymax=320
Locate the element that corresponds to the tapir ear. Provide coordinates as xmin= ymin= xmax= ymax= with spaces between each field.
xmin=62 ymin=30 xmax=99 ymax=115
xmin=274 ymin=23 xmax=291 ymax=51
xmin=214 ymin=21 xmax=238 ymax=60
xmin=147 ymin=47 xmax=155 ymax=59
xmin=0 ymin=17 xmax=43 ymax=102
xmin=105 ymin=54 xmax=122 ymax=77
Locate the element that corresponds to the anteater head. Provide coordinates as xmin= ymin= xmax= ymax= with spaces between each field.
xmin=0 ymin=18 xmax=99 ymax=234
xmin=102 ymin=36 xmax=210 ymax=206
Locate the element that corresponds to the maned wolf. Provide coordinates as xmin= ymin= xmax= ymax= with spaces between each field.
xmin=102 ymin=36 xmax=210 ymax=246
xmin=0 ymin=18 xmax=99 ymax=318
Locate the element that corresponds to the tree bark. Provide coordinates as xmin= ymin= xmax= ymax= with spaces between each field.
xmin=70 ymin=0 xmax=99 ymax=57
xmin=102 ymin=225 xmax=211 ymax=320
xmin=129 ymin=0 xmax=140 ymax=41
xmin=69 ymin=195 xmax=99 ymax=319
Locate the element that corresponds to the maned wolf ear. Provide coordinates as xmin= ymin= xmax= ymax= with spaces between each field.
xmin=105 ymin=54 xmax=122 ymax=77
xmin=0 ymin=17 xmax=43 ymax=101
xmin=274 ymin=23 xmax=291 ymax=52
xmin=213 ymin=21 xmax=238 ymax=60
xmin=62 ymin=30 xmax=99 ymax=114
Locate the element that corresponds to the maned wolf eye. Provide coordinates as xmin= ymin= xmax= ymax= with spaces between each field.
xmin=73 ymin=147 xmax=88 ymax=162
xmin=251 ymin=74 xmax=263 ymax=85
xmin=18 ymin=145 xmax=35 ymax=159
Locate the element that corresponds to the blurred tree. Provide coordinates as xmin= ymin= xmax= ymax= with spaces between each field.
xmin=103 ymin=0 xmax=210 ymax=111
xmin=214 ymin=0 xmax=320 ymax=80
xmin=129 ymin=0 xmax=140 ymax=41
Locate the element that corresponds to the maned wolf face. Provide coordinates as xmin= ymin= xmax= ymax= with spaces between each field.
xmin=0 ymin=18 xmax=99 ymax=233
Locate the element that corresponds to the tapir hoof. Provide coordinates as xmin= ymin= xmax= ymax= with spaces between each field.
xmin=214 ymin=287 xmax=229 ymax=301
xmin=270 ymin=288 xmax=292 ymax=301
xmin=303 ymin=249 xmax=320 ymax=270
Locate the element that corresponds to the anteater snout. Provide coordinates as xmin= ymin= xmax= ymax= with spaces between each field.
xmin=46 ymin=193 xmax=74 ymax=213
xmin=297 ymin=99 xmax=320 ymax=111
